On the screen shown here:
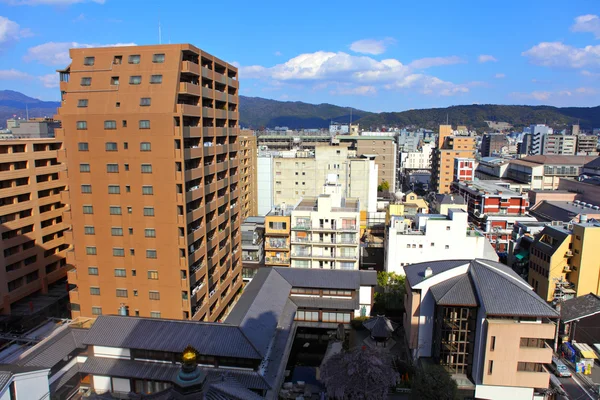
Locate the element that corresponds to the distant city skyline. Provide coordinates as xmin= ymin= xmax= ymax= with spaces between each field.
xmin=0 ymin=0 xmax=599 ymax=112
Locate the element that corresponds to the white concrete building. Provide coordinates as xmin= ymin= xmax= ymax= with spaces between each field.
xmin=401 ymin=142 xmax=434 ymax=170
xmin=385 ymin=209 xmax=497 ymax=275
xmin=290 ymin=182 xmax=360 ymax=270
xmin=530 ymin=124 xmax=553 ymax=155
xmin=257 ymin=153 xmax=274 ymax=215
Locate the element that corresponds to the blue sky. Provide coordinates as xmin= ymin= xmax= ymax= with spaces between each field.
xmin=0 ymin=0 xmax=599 ymax=112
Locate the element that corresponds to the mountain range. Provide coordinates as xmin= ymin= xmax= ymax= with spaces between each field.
xmin=1 ymin=90 xmax=598 ymax=132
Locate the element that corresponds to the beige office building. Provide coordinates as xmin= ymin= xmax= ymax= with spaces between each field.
xmin=239 ymin=131 xmax=258 ymax=219
xmin=56 ymin=44 xmax=242 ymax=322
xmin=339 ymin=136 xmax=397 ymax=192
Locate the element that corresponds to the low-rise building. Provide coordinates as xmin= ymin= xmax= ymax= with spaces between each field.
xmin=290 ymin=184 xmax=360 ymax=270
xmin=241 ymin=217 xmax=265 ymax=281
xmin=543 ymin=134 xmax=577 ymax=155
xmin=453 ymin=157 xmax=475 ymax=181
xmin=385 ymin=209 xmax=497 ymax=274
xmin=480 ymin=133 xmax=509 ymax=157
xmin=451 ymin=180 xmax=536 ymax=252
xmin=528 ymin=220 xmax=600 ymax=302
xmin=576 ymin=134 xmax=598 ymax=155
xmin=430 ymin=194 xmax=467 ymax=215
xmin=529 ymin=200 xmax=600 ymax=222
xmin=3 ymin=267 xmax=377 ymax=399
xmin=404 ymin=259 xmax=558 ymax=400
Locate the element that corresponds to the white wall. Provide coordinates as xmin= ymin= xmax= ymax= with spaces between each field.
xmin=112 ymin=377 xmax=131 ymax=393
xmin=357 ymin=286 xmax=373 ymax=316
xmin=475 ymin=384 xmax=534 ymax=400
xmin=93 ymin=346 xmax=131 ymax=359
xmin=257 ymin=156 xmax=274 ymax=215
xmin=93 ymin=376 xmax=111 ymax=393
xmin=13 ymin=370 xmax=50 ymax=400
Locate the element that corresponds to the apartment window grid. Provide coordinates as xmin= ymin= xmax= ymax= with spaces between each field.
xmin=141 ymin=164 xmax=152 ymax=173
xmin=113 ymin=248 xmax=125 ymax=257
xmin=78 ymin=99 xmax=88 ymax=108
xmin=435 ymin=306 xmax=474 ymax=375
xmin=114 ymin=268 xmax=126 ymax=277
xmin=149 ymin=291 xmax=160 ymax=300
xmin=78 ymin=142 xmax=89 ymax=151
xmin=116 ymin=288 xmax=128 ymax=298
xmin=147 ymin=270 xmax=158 ymax=280
xmin=144 ymin=228 xmax=156 ymax=238
xmin=143 ymin=207 xmax=155 ymax=216
xmin=111 ymin=227 xmax=123 ymax=236
xmin=91 ymin=307 xmax=102 ymax=315
xmin=107 ymin=163 xmax=119 ymax=173
xmin=140 ymin=98 xmax=151 ymax=107
xmin=142 ymin=186 xmax=154 ymax=195
xmin=104 ymin=121 xmax=117 ymax=130
xmin=109 ymin=206 xmax=122 ymax=215
xmin=139 ymin=120 xmax=151 ymax=129
xmin=76 ymin=121 xmax=87 ymax=130
xmin=83 ymin=205 xmax=93 ymax=214
xmin=84 ymin=226 xmax=95 ymax=235
xmin=149 ymin=75 xmax=163 ymax=84
xmin=90 ymin=287 xmax=100 ymax=295
xmin=140 ymin=142 xmax=151 ymax=151
xmin=88 ymin=267 xmax=98 ymax=275
xmin=80 ymin=163 xmax=90 ymax=172
xmin=81 ymin=184 xmax=92 ymax=194
xmin=128 ymin=55 xmax=140 ymax=64
xmin=108 ymin=185 xmax=120 ymax=194
xmin=146 ymin=249 xmax=157 ymax=259
xmin=152 ymin=53 xmax=165 ymax=63
xmin=150 ymin=311 xmax=161 ymax=318
xmin=129 ymin=75 xmax=142 ymax=85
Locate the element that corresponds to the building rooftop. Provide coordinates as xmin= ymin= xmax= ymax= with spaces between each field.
xmin=521 ymin=155 xmax=598 ymax=166
xmin=266 ymin=204 xmax=294 ymax=217
xmin=560 ymin=293 xmax=600 ymax=323
xmin=294 ymin=196 xmax=360 ymax=213
xmin=243 ymin=216 xmax=266 ymax=225
xmin=529 ymin=200 xmax=600 ymax=222
xmin=406 ymin=259 xmax=558 ymax=318
xmin=453 ymin=180 xmax=523 ymax=198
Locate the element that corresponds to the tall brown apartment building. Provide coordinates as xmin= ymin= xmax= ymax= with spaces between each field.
xmin=239 ymin=131 xmax=258 ymax=219
xmin=56 ymin=44 xmax=242 ymax=322
xmin=339 ymin=136 xmax=397 ymax=192
xmin=431 ymin=125 xmax=476 ymax=194
xmin=0 ymin=138 xmax=70 ymax=314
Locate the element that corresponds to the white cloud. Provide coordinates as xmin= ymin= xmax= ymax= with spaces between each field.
xmin=494 ymin=73 xmax=506 ymax=79
xmin=0 ymin=69 xmax=31 ymax=80
xmin=478 ymin=54 xmax=497 ymax=63
xmin=24 ymin=41 xmax=136 ymax=65
xmin=571 ymin=14 xmax=600 ymax=39
xmin=0 ymin=16 xmax=32 ymax=44
xmin=511 ymin=87 xmax=597 ymax=102
xmin=409 ymin=56 xmax=465 ymax=69
xmin=582 ymin=70 xmax=600 ymax=77
xmin=349 ymin=38 xmax=395 ymax=55
xmin=2 ymin=0 xmax=104 ymax=5
xmin=38 ymin=73 xmax=58 ymax=87
xmin=239 ymin=50 xmax=469 ymax=97
xmin=522 ymin=41 xmax=600 ymax=68
xmin=331 ymin=85 xmax=377 ymax=96
xmin=73 ymin=13 xmax=85 ymax=22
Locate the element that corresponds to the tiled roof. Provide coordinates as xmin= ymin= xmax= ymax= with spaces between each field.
xmin=18 ymin=327 xmax=87 ymax=368
xmin=0 ymin=371 xmax=11 ymax=392
xmin=274 ymin=268 xmax=375 ymax=289
xmin=84 ymin=316 xmax=262 ymax=359
xmin=363 ymin=316 xmax=398 ymax=339
xmin=291 ymin=295 xmax=358 ymax=310
xmin=430 ymin=274 xmax=478 ymax=307
xmin=522 ymin=155 xmax=598 ymax=166
xmin=49 ymin=363 xmax=80 ymax=394
xmin=560 ymin=293 xmax=600 ymax=323
xmin=224 ymin=268 xmax=292 ymax=357
xmin=405 ymin=259 xmax=469 ymax=287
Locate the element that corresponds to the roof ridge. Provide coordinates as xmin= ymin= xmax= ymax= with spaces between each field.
xmin=438 ymin=274 xmax=470 ymax=304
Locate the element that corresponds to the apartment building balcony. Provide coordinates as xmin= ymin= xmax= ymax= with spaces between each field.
xmin=177 ymin=104 xmax=201 ymax=117
xmin=214 ymin=109 xmax=227 ymax=119
xmin=228 ymin=111 xmax=238 ymax=120
xmin=292 ymin=223 xmax=312 ymax=231
xmin=519 ymin=343 xmax=553 ymax=364
xmin=336 ymin=253 xmax=358 ymax=260
xmin=339 ymin=225 xmax=358 ymax=232
xmin=201 ymin=66 xmax=213 ymax=80
xmin=205 ymin=181 xmax=217 ymax=194
xmin=203 ymin=127 xmax=216 ymax=138
xmin=191 ymin=300 xmax=208 ymax=321
xmin=69 ymin=287 xmax=79 ymax=303
xmin=514 ymin=370 xmax=550 ymax=390
xmin=229 ymin=157 xmax=239 ymax=169
xmin=215 ymin=91 xmax=227 ymax=102
xmin=265 ymin=256 xmax=290 ymax=265
xmin=202 ymin=108 xmax=214 ymax=119
xmin=229 ymin=142 xmax=240 ymax=152
xmin=181 ymin=61 xmax=200 ymax=75
xmin=179 ymin=82 xmax=201 ymax=96
xmin=187 ymin=225 xmax=205 ymax=244
xmin=228 ymin=94 xmax=236 ymax=104
xmin=228 ymin=77 xmax=238 ymax=88
xmin=291 ymin=236 xmax=311 ymax=244
xmin=67 ymin=268 xmax=77 ymax=283
xmin=265 ymin=241 xmax=289 ymax=251
xmin=190 ymin=264 xmax=206 ymax=285
xmin=216 ymin=160 xmax=228 ymax=173
xmin=183 ymin=147 xmax=203 ymax=159
xmin=337 ymin=238 xmax=358 ymax=245
xmin=202 ymin=87 xmax=213 ymax=98
xmin=185 ymin=188 xmax=203 ymax=204
xmin=182 ymin=126 xmax=201 ymax=138
xmin=214 ymin=73 xmax=227 ymax=85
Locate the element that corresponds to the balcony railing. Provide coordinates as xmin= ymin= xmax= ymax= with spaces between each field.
xmin=292 ymin=224 xmax=312 ymax=230
xmin=265 ymin=256 xmax=289 ymax=264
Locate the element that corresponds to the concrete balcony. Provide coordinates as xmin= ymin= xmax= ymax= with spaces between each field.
xmin=177 ymin=104 xmax=201 ymax=117
xmin=204 ymin=163 xmax=216 ymax=176
xmin=215 ymin=145 xmax=227 ymax=155
xmin=217 ymin=177 xmax=228 ymax=191
xmin=182 ymin=126 xmax=201 ymax=138
xmin=202 ymin=108 xmax=214 ymax=119
xmin=202 ymin=87 xmax=213 ymax=98
xmin=206 ymin=235 xmax=219 ymax=251
xmin=292 ymin=252 xmax=312 ymax=259
xmin=228 ymin=77 xmax=238 ymax=88
xmin=201 ymin=67 xmax=213 ymax=80
xmin=214 ymin=73 xmax=227 ymax=85
xmin=215 ymin=109 xmax=227 ymax=120
xmin=67 ymin=268 xmax=77 ymax=283
xmin=336 ymin=253 xmax=358 ymax=260
xmin=183 ymin=147 xmax=203 ymax=159
xmin=186 ymin=205 xmax=204 ymax=224
xmin=228 ymin=94 xmax=237 ymax=104
xmin=203 ymin=146 xmax=216 ymax=157
xmin=185 ymin=187 xmax=204 ymax=203
xmin=518 ymin=344 xmax=553 ymax=364
xmin=187 ymin=225 xmax=205 ymax=243
xmin=205 ymin=181 xmax=217 ymax=194
xmin=228 ymin=111 xmax=238 ymax=120
xmin=229 ymin=158 xmax=239 ymax=169
xmin=214 ymin=91 xmax=227 ymax=103
xmin=203 ymin=127 xmax=216 ymax=138
xmin=181 ymin=61 xmax=200 ymax=75
xmin=179 ymin=82 xmax=201 ymax=96
xmin=514 ymin=371 xmax=549 ymax=390
xmin=265 ymin=256 xmax=290 ymax=265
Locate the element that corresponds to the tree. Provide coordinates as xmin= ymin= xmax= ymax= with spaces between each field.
xmin=373 ymin=271 xmax=405 ymax=313
xmin=321 ymin=346 xmax=399 ymax=399
xmin=377 ymin=180 xmax=390 ymax=192
xmin=411 ymin=364 xmax=458 ymax=400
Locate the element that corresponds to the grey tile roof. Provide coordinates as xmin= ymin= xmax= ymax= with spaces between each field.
xmin=17 ymin=327 xmax=87 ymax=368
xmin=560 ymin=293 xmax=600 ymax=323
xmin=224 ymin=268 xmax=292 ymax=357
xmin=49 ymin=363 xmax=80 ymax=394
xmin=291 ymin=295 xmax=359 ymax=310
xmin=0 ymin=371 xmax=11 ymax=392
xmin=363 ymin=316 xmax=398 ymax=339
xmin=262 ymin=299 xmax=297 ymax=388
xmin=84 ymin=316 xmax=261 ymax=359
xmin=207 ymin=375 xmax=265 ymax=400
xmin=429 ymin=274 xmax=478 ymax=307
xmin=469 ymin=260 xmax=558 ymax=317
xmin=0 ymin=363 xmax=48 ymax=390
xmin=274 ymin=268 xmax=373 ymax=290
xmin=405 ymin=260 xmax=470 ymax=287
xmin=529 ymin=201 xmax=599 ymax=222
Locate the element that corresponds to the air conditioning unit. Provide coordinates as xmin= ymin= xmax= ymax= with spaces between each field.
xmin=565 ymin=250 xmax=573 ymax=258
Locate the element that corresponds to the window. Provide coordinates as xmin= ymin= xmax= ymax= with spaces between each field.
xmin=104 ymin=120 xmax=117 ymax=130
xmin=90 ymin=287 xmax=100 ymax=295
xmin=111 ymin=227 xmax=123 ymax=236
xmin=84 ymin=226 xmax=95 ymax=235
xmin=129 ymin=75 xmax=142 ymax=85
xmin=88 ymin=267 xmax=98 ymax=275
xmin=113 ymin=248 xmax=125 ymax=257
xmin=91 ymin=307 xmax=102 ymax=315
xmin=517 ymin=362 xmax=544 ymax=372
xmin=145 ymin=228 xmax=156 ymax=238
xmin=128 ymin=206 xmax=133 ymax=213
xmin=80 ymin=77 xmax=91 ymax=86
xmin=116 ymin=289 xmax=128 ymax=298
xmin=445 ymin=245 xmax=450 ymax=249
xmin=490 ymin=336 xmax=496 ymax=351
xmin=148 ymin=270 xmax=158 ymax=279
xmin=78 ymin=99 xmax=88 ymax=107
xmin=139 ymin=120 xmax=150 ymax=129
xmin=140 ymin=97 xmax=151 ymax=106
xmin=83 ymin=56 xmax=95 ymax=66
xmin=142 ymin=186 xmax=154 ymax=195
xmin=152 ymin=53 xmax=165 ymax=63
xmin=109 ymin=206 xmax=122 ymax=215
xmin=146 ymin=249 xmax=157 ymax=259
xmin=114 ymin=268 xmax=126 ymax=277
xmin=83 ymin=205 xmax=94 ymax=214
xmin=140 ymin=142 xmax=151 ymax=151
xmin=76 ymin=121 xmax=87 ymax=130
xmin=106 ymin=142 xmax=118 ymax=151
xmin=130 ymin=248 xmax=135 ymax=256
xmin=110 ymin=76 xmax=119 ymax=85
xmin=124 ymin=163 xmax=129 ymax=171
xmin=80 ymin=163 xmax=90 ymax=172
xmin=150 ymin=74 xmax=163 ymax=84
xmin=107 ymin=163 xmax=119 ymax=173
xmin=143 ymin=207 xmax=155 ymax=216
xmin=78 ymin=142 xmax=89 ymax=151
xmin=126 ymin=186 xmax=131 ymax=193
xmin=128 ymin=55 xmax=141 ymax=64
xmin=150 ymin=311 xmax=161 ymax=318
xmin=108 ymin=185 xmax=120 ymax=194
xmin=141 ymin=164 xmax=152 ymax=173
xmin=81 ymin=184 xmax=92 ymax=193
xmin=149 ymin=291 xmax=160 ymax=300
